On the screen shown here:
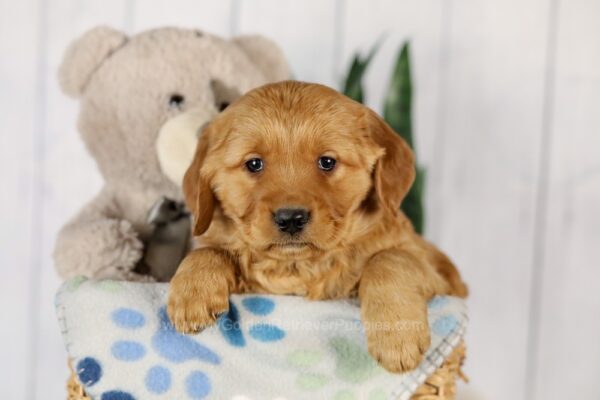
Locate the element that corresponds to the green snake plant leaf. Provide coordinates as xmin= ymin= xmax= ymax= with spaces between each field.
xmin=383 ymin=42 xmax=425 ymax=234
xmin=342 ymin=40 xmax=381 ymax=103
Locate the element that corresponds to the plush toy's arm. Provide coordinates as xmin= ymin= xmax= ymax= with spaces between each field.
xmin=53 ymin=188 xmax=151 ymax=282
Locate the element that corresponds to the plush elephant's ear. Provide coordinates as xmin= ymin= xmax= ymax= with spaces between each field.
xmin=58 ymin=26 xmax=127 ymax=98
xmin=232 ymin=35 xmax=291 ymax=82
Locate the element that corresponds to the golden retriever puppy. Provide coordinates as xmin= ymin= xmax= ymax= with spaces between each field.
xmin=168 ymin=81 xmax=467 ymax=373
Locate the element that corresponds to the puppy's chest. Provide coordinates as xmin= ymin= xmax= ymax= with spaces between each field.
xmin=239 ymin=255 xmax=363 ymax=300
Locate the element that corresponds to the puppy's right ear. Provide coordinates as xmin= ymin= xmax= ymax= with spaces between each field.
xmin=58 ymin=26 xmax=127 ymax=98
xmin=367 ymin=109 xmax=416 ymax=216
xmin=183 ymin=127 xmax=216 ymax=236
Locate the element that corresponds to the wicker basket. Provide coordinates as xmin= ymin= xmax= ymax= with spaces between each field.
xmin=411 ymin=342 xmax=467 ymax=400
xmin=67 ymin=342 xmax=466 ymax=400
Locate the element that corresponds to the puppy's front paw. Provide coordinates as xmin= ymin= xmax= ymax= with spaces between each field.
xmin=167 ymin=270 xmax=230 ymax=334
xmin=366 ymin=317 xmax=430 ymax=373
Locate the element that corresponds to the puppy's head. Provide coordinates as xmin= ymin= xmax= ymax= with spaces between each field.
xmin=184 ymin=81 xmax=414 ymax=260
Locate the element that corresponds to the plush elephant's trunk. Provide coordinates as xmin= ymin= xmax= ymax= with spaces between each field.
xmin=156 ymin=107 xmax=217 ymax=186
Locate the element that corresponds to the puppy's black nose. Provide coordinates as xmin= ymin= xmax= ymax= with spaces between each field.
xmin=273 ymin=208 xmax=310 ymax=235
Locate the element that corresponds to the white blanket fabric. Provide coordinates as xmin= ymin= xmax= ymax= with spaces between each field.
xmin=56 ymin=277 xmax=467 ymax=400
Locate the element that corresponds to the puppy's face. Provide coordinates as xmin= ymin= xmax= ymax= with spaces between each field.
xmin=184 ymin=82 xmax=415 ymax=260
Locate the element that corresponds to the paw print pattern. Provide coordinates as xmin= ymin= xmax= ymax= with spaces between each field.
xmin=74 ymin=296 xmax=284 ymax=399
xmin=64 ymin=278 xmax=466 ymax=400
xmin=427 ymin=296 xmax=450 ymax=310
xmin=428 ymin=297 xmax=459 ymax=336
xmin=431 ymin=315 xmax=458 ymax=336
xmin=144 ymin=365 xmax=171 ymax=394
xmin=75 ymin=306 xmax=219 ymax=399
xmin=75 ymin=357 xmax=102 ymax=387
xmin=286 ymin=335 xmax=385 ymax=399
xmin=217 ymin=296 xmax=285 ymax=347
xmin=153 ymin=307 xmax=221 ymax=365
xmin=74 ymin=358 xmax=138 ymax=400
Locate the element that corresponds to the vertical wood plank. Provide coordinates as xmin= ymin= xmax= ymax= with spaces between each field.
xmin=34 ymin=2 xmax=131 ymax=398
xmin=132 ymin=0 xmax=233 ymax=36
xmin=237 ymin=0 xmax=339 ymax=87
xmin=432 ymin=1 xmax=551 ymax=398
xmin=533 ymin=0 xmax=600 ymax=398
xmin=0 ymin=0 xmax=41 ymax=397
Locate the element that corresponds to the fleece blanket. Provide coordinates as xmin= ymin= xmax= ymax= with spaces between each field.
xmin=56 ymin=277 xmax=467 ymax=400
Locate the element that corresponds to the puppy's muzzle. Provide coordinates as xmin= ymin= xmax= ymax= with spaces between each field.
xmin=273 ymin=208 xmax=310 ymax=235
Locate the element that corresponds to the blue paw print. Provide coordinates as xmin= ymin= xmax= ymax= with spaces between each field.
xmin=153 ymin=307 xmax=220 ymax=365
xmin=76 ymin=306 xmax=218 ymax=399
xmin=428 ymin=296 xmax=450 ymax=310
xmin=217 ymin=296 xmax=285 ymax=347
xmin=75 ymin=297 xmax=284 ymax=399
xmin=432 ymin=315 xmax=458 ymax=336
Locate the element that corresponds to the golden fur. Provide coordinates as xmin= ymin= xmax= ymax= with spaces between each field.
xmin=168 ymin=81 xmax=467 ymax=373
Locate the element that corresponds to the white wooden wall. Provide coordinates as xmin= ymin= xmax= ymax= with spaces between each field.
xmin=0 ymin=0 xmax=598 ymax=399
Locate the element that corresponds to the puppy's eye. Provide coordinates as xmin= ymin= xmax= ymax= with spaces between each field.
xmin=169 ymin=94 xmax=185 ymax=109
xmin=318 ymin=156 xmax=336 ymax=172
xmin=245 ymin=158 xmax=264 ymax=173
xmin=218 ymin=101 xmax=230 ymax=112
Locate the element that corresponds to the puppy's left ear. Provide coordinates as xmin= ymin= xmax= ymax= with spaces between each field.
xmin=367 ymin=110 xmax=415 ymax=215
xmin=183 ymin=127 xmax=216 ymax=236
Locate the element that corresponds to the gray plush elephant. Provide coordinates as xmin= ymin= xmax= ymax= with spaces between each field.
xmin=54 ymin=26 xmax=289 ymax=282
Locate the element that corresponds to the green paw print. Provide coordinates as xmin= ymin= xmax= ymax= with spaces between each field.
xmin=286 ymin=335 xmax=388 ymax=399
xmin=95 ymin=280 xmax=125 ymax=293
xmin=65 ymin=276 xmax=88 ymax=292
xmin=64 ymin=277 xmax=125 ymax=293
xmin=329 ymin=336 xmax=380 ymax=382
